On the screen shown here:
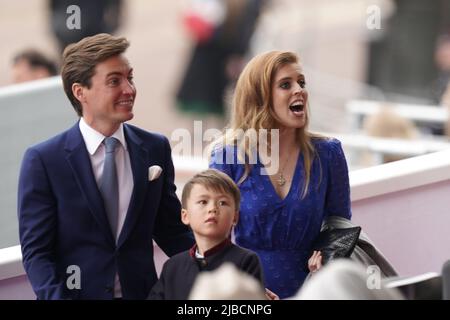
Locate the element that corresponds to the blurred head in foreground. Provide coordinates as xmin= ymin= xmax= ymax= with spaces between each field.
xmin=189 ymin=263 xmax=265 ymax=300
xmin=294 ymin=260 xmax=404 ymax=300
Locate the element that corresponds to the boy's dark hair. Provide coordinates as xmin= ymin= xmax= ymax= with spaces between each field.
xmin=181 ymin=169 xmax=240 ymax=211
xmin=61 ymin=33 xmax=129 ymax=117
xmin=13 ymin=49 xmax=58 ymax=76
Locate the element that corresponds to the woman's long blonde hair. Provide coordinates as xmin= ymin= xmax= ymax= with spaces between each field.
xmin=211 ymin=51 xmax=322 ymax=198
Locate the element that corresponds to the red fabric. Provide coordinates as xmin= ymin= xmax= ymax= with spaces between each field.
xmin=183 ymin=14 xmax=215 ymax=43
xmin=189 ymin=238 xmax=232 ymax=259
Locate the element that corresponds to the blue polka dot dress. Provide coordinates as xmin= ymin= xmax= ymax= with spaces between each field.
xmin=209 ymin=138 xmax=352 ymax=298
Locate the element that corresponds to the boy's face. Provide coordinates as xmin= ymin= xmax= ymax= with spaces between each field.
xmin=181 ymin=184 xmax=238 ymax=242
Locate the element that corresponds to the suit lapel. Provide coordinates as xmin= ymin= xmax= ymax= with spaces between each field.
xmin=64 ymin=123 xmax=115 ymax=244
xmin=117 ymin=125 xmax=149 ymax=247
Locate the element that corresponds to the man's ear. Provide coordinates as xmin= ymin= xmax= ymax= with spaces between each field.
xmin=72 ymin=83 xmax=86 ymax=104
xmin=181 ymin=208 xmax=190 ymax=226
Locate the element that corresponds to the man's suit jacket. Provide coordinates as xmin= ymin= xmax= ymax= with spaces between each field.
xmin=18 ymin=122 xmax=194 ymax=299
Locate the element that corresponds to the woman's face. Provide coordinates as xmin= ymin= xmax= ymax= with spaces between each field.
xmin=271 ymin=63 xmax=308 ymax=130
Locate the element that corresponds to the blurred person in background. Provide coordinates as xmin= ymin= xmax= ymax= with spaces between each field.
xmin=209 ymin=51 xmax=352 ymax=298
xmin=441 ymin=83 xmax=450 ymax=137
xmin=176 ymin=0 xmax=264 ymax=120
xmin=49 ymin=0 xmax=123 ymax=53
xmin=433 ymin=35 xmax=450 ymax=138
xmin=367 ymin=0 xmax=450 ymax=104
xmin=11 ymin=49 xmax=58 ymax=84
xmin=433 ymin=34 xmax=450 ymax=105
xmin=363 ymin=106 xmax=418 ymax=164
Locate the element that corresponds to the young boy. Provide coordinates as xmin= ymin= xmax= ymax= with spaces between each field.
xmin=148 ymin=169 xmax=264 ymax=300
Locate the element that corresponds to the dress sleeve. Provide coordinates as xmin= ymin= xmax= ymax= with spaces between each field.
xmin=208 ymin=144 xmax=235 ymax=179
xmin=324 ymin=139 xmax=352 ymax=219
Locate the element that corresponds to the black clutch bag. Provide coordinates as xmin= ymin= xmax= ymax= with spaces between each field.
xmin=311 ymin=226 xmax=362 ymax=265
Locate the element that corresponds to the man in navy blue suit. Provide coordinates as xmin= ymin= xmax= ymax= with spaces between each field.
xmin=17 ymin=33 xmax=194 ymax=299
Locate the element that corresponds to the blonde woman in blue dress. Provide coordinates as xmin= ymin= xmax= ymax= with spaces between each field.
xmin=209 ymin=51 xmax=352 ymax=298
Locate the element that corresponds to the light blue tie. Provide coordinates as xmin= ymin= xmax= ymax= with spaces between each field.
xmin=99 ymin=137 xmax=119 ymax=239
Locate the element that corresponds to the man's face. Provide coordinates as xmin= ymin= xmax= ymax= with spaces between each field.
xmin=79 ymin=54 xmax=136 ymax=132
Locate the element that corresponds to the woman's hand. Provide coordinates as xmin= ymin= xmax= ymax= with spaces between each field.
xmin=308 ymin=250 xmax=322 ymax=273
xmin=265 ymin=288 xmax=280 ymax=300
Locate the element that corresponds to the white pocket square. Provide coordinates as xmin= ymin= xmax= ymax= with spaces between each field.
xmin=148 ymin=165 xmax=163 ymax=181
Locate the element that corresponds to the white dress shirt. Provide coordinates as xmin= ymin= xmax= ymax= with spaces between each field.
xmin=79 ymin=118 xmax=134 ymax=298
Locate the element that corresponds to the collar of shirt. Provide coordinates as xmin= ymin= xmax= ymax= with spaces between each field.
xmin=79 ymin=117 xmax=128 ymax=155
xmin=195 ymin=248 xmax=204 ymax=259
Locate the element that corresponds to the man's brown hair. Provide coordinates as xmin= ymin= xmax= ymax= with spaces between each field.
xmin=61 ymin=33 xmax=129 ymax=116
xmin=181 ymin=169 xmax=241 ymax=211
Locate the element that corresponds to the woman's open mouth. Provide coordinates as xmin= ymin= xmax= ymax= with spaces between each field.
xmin=289 ymin=102 xmax=305 ymax=116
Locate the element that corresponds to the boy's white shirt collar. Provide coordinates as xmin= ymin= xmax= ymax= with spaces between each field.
xmin=195 ymin=248 xmax=204 ymax=259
